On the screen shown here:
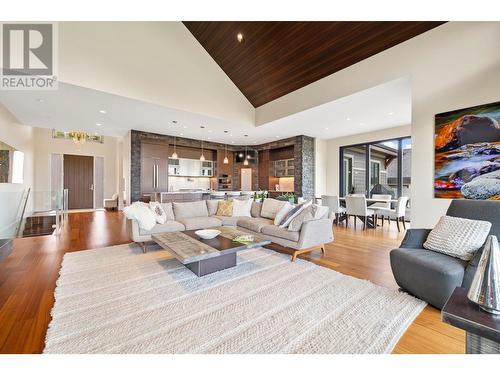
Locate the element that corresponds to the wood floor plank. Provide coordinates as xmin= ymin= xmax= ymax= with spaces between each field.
xmin=0 ymin=211 xmax=465 ymax=354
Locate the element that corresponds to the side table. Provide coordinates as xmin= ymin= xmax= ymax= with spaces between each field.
xmin=442 ymin=287 xmax=500 ymax=354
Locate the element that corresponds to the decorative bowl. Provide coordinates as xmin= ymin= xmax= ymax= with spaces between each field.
xmin=195 ymin=229 xmax=221 ymax=240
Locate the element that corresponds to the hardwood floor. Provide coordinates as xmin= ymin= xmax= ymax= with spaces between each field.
xmin=0 ymin=211 xmax=465 ymax=354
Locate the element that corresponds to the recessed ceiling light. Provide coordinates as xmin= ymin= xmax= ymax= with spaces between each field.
xmin=229 ymin=134 xmax=233 ymax=137
xmin=231 ymin=141 xmax=235 ymax=144
xmin=180 ymin=133 xmax=184 ymax=136
xmin=183 ymin=125 xmax=187 ymax=129
xmin=325 ymin=127 xmax=329 ymax=130
xmin=99 ymin=109 xmax=106 ymax=114
xmin=237 ymin=33 xmax=244 ymax=43
xmin=208 ymin=137 xmax=211 ymax=140
xmin=346 ymin=117 xmax=351 ymax=121
xmin=388 ymin=112 xmax=394 ymax=116
xmin=96 ymin=123 xmax=102 ymax=127
xmin=276 ymin=135 xmax=280 ymax=138
xmin=36 ymin=98 xmax=44 ymax=103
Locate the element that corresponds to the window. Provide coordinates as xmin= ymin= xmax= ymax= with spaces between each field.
xmin=340 ymin=137 xmax=411 ymax=199
xmin=370 ymin=161 xmax=380 ymax=186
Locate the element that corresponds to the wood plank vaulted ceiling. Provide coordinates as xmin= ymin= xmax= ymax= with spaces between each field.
xmin=183 ymin=21 xmax=445 ymax=107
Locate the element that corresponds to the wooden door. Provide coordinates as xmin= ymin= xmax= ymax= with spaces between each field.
xmin=64 ymin=154 xmax=94 ymax=209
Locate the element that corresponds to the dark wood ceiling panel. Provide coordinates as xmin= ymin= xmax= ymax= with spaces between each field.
xmin=183 ymin=21 xmax=445 ymax=107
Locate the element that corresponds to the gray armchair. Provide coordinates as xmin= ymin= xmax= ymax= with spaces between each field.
xmin=390 ymin=199 xmax=500 ymax=309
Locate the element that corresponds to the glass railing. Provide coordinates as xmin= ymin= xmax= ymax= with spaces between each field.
xmin=0 ymin=188 xmax=68 ymax=239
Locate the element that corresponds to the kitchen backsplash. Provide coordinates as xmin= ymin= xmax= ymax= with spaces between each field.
xmin=168 ymin=176 xmax=211 ymax=191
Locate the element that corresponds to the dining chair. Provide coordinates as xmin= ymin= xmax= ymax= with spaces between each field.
xmin=373 ymin=196 xmax=409 ymax=232
xmin=321 ymin=195 xmax=346 ymax=225
xmin=370 ymin=194 xmax=392 ymax=209
xmin=345 ymin=195 xmax=375 ymax=230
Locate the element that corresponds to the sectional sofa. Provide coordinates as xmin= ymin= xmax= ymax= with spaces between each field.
xmin=129 ymin=199 xmax=334 ymax=261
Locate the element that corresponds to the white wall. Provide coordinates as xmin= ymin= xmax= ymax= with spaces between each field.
xmin=122 ymin=130 xmax=131 ymax=207
xmin=324 ymin=125 xmax=411 ymax=196
xmin=0 ymin=104 xmax=35 ymax=236
xmin=59 ymin=22 xmax=254 ymax=126
xmin=33 ymin=128 xmax=120 ymax=210
xmin=258 ymin=22 xmax=500 ymax=227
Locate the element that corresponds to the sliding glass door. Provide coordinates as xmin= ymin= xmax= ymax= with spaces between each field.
xmin=340 ymin=137 xmax=411 ymax=199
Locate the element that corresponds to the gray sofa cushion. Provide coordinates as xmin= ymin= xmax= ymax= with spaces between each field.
xmin=160 ymin=202 xmax=175 ymax=221
xmin=173 ymin=201 xmax=208 ymax=219
xmin=139 ymin=220 xmax=185 ymax=235
xmin=390 ymin=247 xmax=467 ymax=309
xmin=261 ymin=198 xmax=286 ymax=219
xmin=237 ymin=217 xmax=274 ymax=233
xmin=212 ymin=215 xmax=246 ymax=226
xmin=206 ymin=200 xmax=219 ymax=216
xmin=176 ymin=216 xmax=222 ymax=230
xmin=251 ymin=201 xmax=262 ymax=218
xmin=261 ymin=225 xmax=300 ymax=242
xmin=400 ymin=228 xmax=432 ymax=249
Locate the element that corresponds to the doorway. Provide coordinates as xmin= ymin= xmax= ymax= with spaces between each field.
xmin=63 ymin=154 xmax=94 ymax=209
xmin=240 ymin=168 xmax=252 ymax=191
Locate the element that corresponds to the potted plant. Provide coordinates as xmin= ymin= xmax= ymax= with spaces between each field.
xmin=276 ymin=192 xmax=296 ymax=204
xmin=253 ymin=189 xmax=268 ymax=202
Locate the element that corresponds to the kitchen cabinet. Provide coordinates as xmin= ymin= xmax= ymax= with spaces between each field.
xmin=274 ymin=158 xmax=294 ymax=177
xmin=168 ymin=158 xmax=213 ymax=177
xmin=141 ymin=143 xmax=168 ymax=194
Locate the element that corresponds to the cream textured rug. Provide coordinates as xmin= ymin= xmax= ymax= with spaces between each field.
xmin=44 ymin=244 xmax=426 ymax=354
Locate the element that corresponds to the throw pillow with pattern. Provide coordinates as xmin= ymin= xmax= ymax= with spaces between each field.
xmin=216 ymin=200 xmax=234 ymax=217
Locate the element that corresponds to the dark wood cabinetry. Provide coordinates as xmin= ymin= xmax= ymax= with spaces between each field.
xmin=141 ymin=142 xmax=168 ymax=196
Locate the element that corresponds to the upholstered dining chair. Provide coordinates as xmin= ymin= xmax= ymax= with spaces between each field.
xmin=345 ymin=195 xmax=375 ymax=230
xmin=373 ymin=196 xmax=409 ymax=232
xmin=321 ymin=195 xmax=346 ymax=225
xmin=370 ymin=194 xmax=392 ymax=209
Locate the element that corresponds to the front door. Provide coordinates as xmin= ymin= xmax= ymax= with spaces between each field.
xmin=64 ymin=154 xmax=94 ymax=209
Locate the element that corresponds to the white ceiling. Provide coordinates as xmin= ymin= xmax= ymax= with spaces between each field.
xmin=0 ymin=77 xmax=411 ymax=144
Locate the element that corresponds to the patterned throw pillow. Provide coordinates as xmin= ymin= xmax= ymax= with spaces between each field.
xmin=279 ymin=201 xmax=310 ymax=228
xmin=287 ymin=205 xmax=316 ymax=232
xmin=216 ymin=200 xmax=234 ymax=217
xmin=149 ymin=201 xmax=167 ymax=224
xmin=423 ymin=215 xmax=492 ymax=261
xmin=274 ymin=202 xmax=293 ymax=225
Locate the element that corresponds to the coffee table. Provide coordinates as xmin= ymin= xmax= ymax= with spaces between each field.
xmin=152 ymin=226 xmax=271 ymax=276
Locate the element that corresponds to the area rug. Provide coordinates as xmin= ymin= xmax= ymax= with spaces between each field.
xmin=44 ymin=244 xmax=426 ymax=354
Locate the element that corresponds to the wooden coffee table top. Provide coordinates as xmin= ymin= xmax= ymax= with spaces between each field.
xmin=152 ymin=226 xmax=270 ymax=264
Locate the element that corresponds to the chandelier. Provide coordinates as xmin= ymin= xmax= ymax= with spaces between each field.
xmin=69 ymin=131 xmax=88 ymax=147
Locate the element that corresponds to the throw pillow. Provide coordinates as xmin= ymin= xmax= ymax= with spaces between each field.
xmin=261 ymin=198 xmax=286 ymax=219
xmin=216 ymin=200 xmax=234 ymax=217
xmin=287 ymin=205 xmax=316 ymax=232
xmin=279 ymin=201 xmax=310 ymax=228
xmin=232 ymin=198 xmax=252 ymax=217
xmin=123 ymin=202 xmax=156 ymax=231
xmin=206 ymin=200 xmax=219 ymax=216
xmin=149 ymin=201 xmax=167 ymax=224
xmin=423 ymin=215 xmax=492 ymax=261
xmin=274 ymin=202 xmax=293 ymax=225
xmin=160 ymin=202 xmax=175 ymax=221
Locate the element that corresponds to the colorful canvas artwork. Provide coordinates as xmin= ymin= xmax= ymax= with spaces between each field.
xmin=434 ymin=101 xmax=500 ymax=200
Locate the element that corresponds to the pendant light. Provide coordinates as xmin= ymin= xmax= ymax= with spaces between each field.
xmin=171 ymin=135 xmax=178 ymax=159
xmin=200 ymin=140 xmax=205 ymax=161
xmin=223 ymin=143 xmax=229 ymax=164
xmin=243 ymin=145 xmax=249 ymax=166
